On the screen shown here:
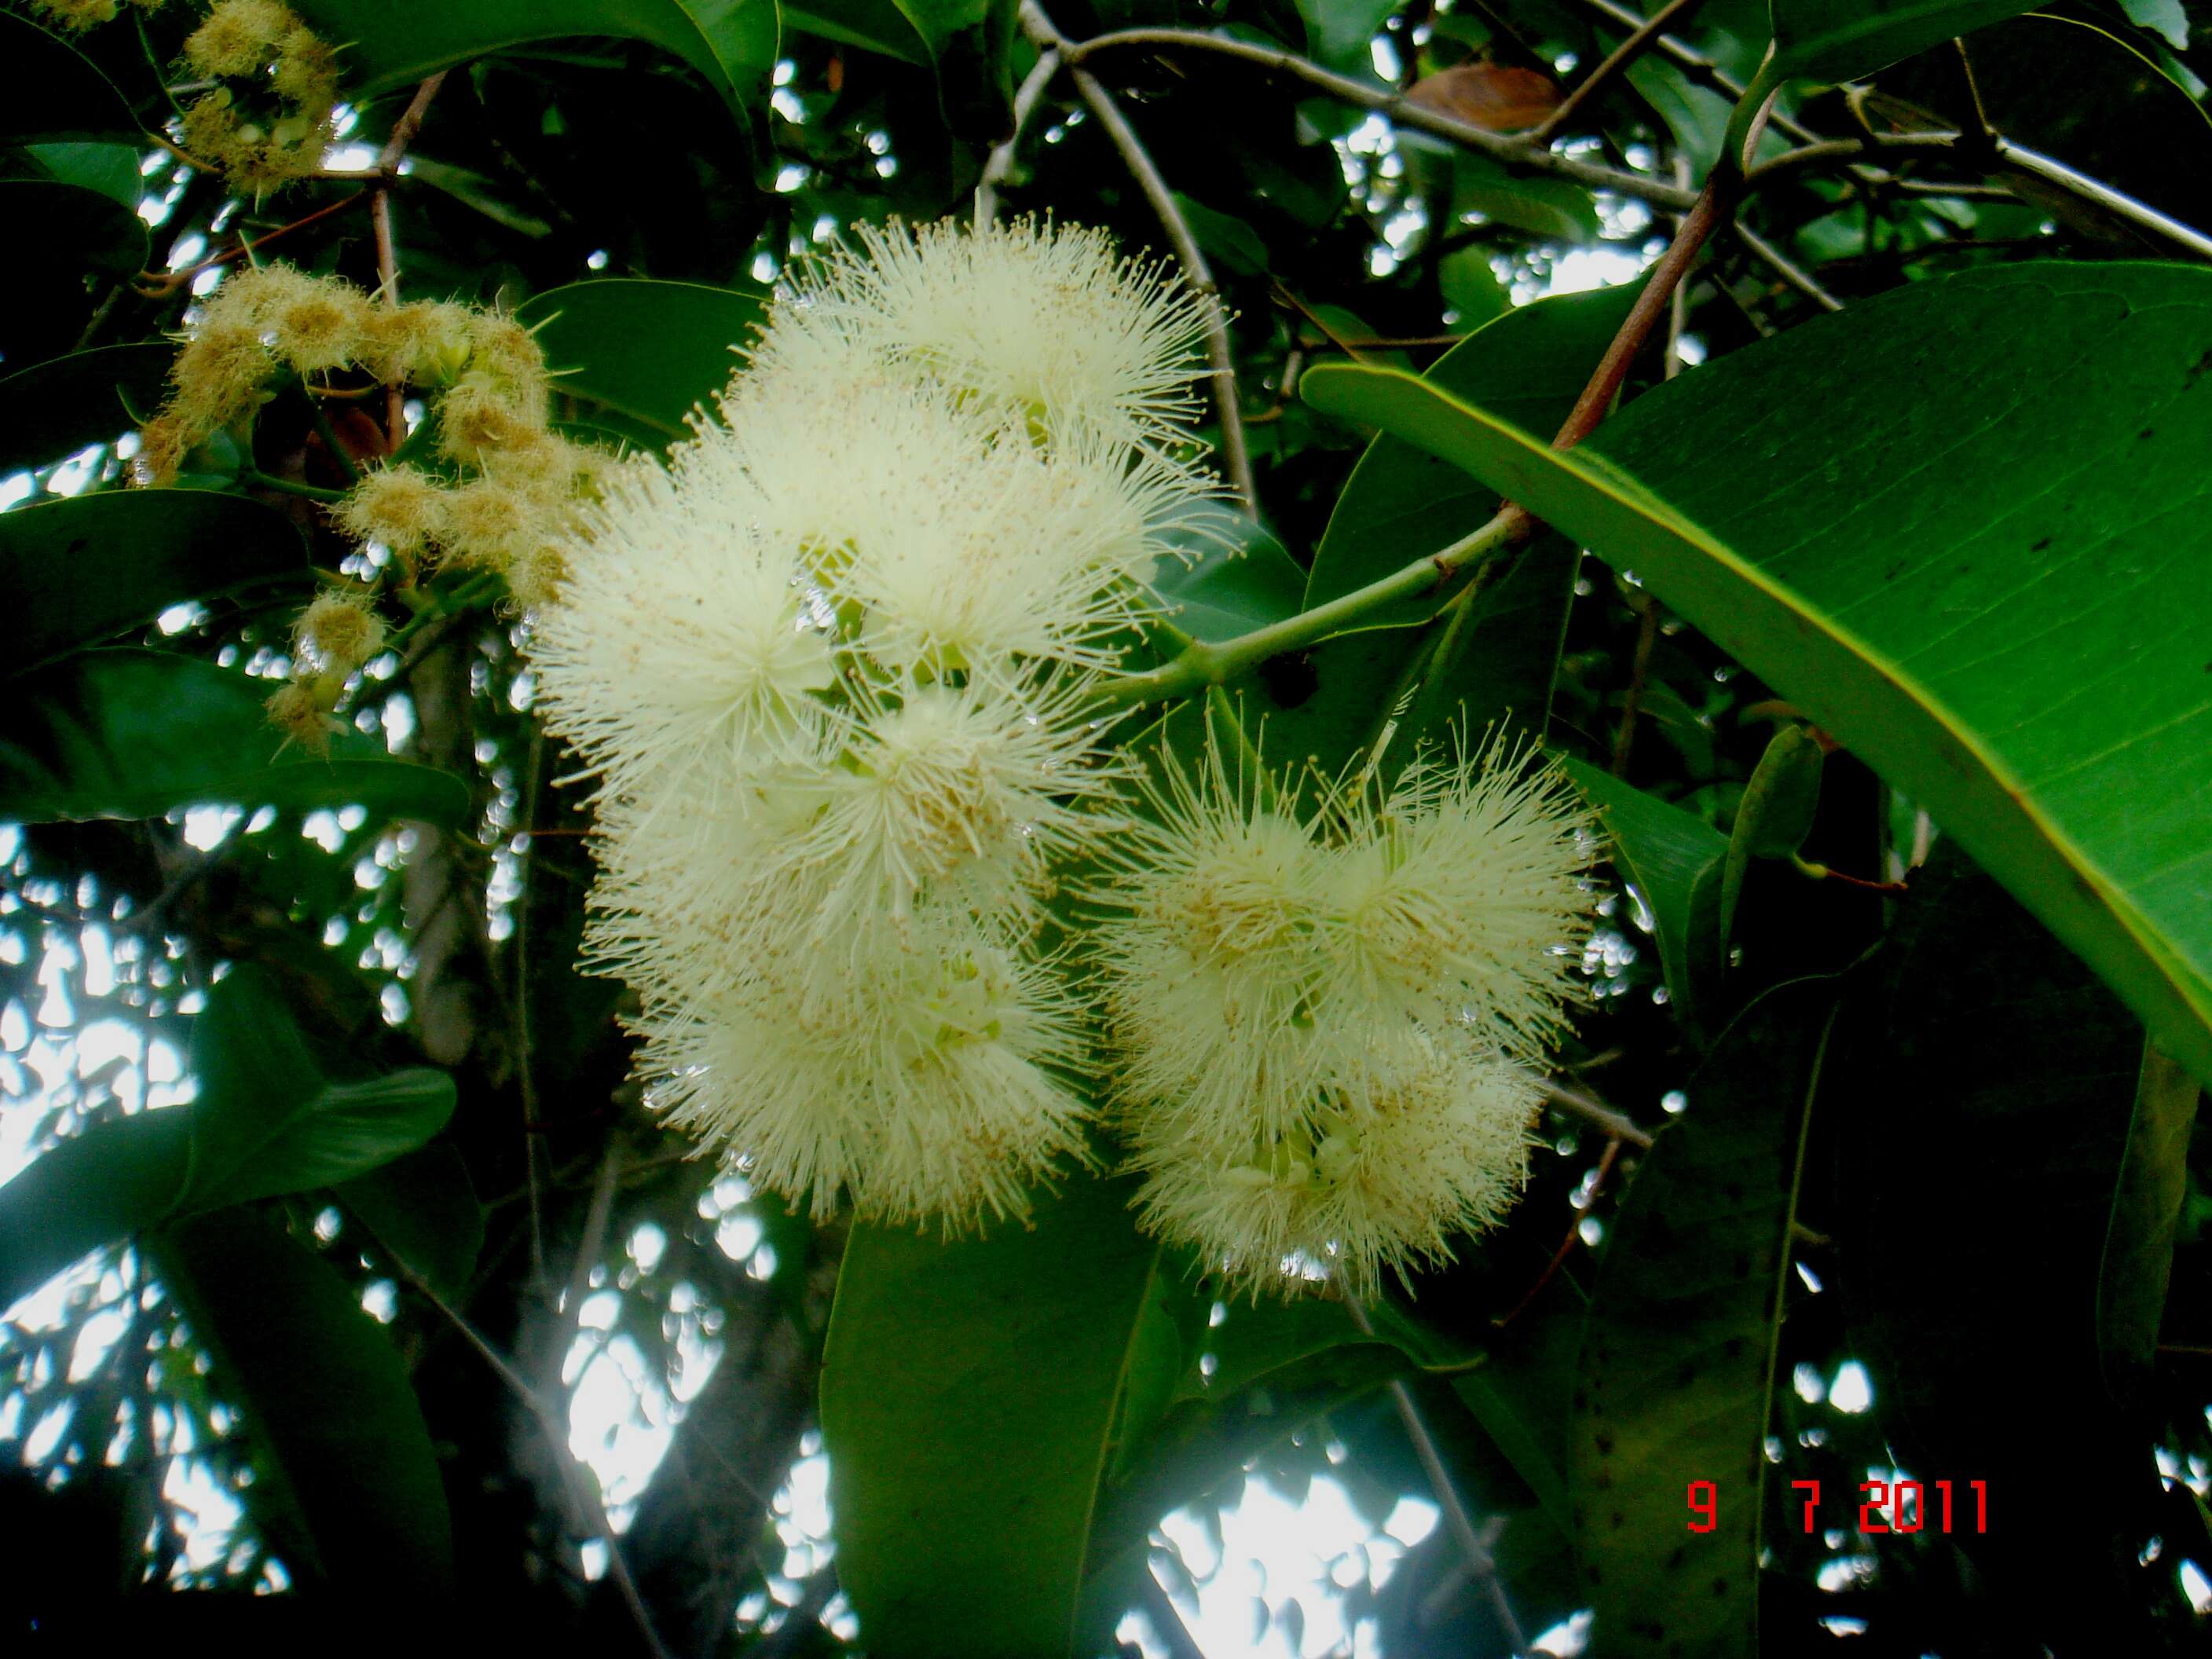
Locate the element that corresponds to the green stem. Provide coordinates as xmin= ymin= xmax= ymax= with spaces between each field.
xmin=1092 ymin=507 xmax=1526 ymax=710
xmin=243 ymin=469 xmax=346 ymax=504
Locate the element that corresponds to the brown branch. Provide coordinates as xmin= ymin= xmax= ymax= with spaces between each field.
xmin=1062 ymin=25 xmax=1699 ymax=211
xmin=135 ymin=192 xmax=368 ymax=295
xmin=1610 ymin=584 xmax=1661 ymax=774
xmin=975 ymin=45 xmax=1062 ymax=225
xmin=1560 ymin=0 xmax=1821 ymax=144
xmin=1346 ymin=1297 xmax=1529 ymax=1654
xmin=372 ymin=75 xmax=448 ymax=452
xmin=1532 ymin=0 xmax=1707 ymax=146
xmin=1023 ymin=3 xmax=1258 ymax=515
xmin=395 ymin=1261 xmax=673 ymax=1659
xmin=1539 ymin=1079 xmax=1655 ymax=1150
xmin=1735 ymin=222 xmax=1844 ymax=312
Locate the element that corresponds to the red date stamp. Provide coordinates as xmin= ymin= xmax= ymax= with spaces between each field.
xmin=1687 ymin=1478 xmax=1987 ymax=1534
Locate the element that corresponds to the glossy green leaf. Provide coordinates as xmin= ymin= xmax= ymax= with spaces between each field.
xmin=9 ymin=141 xmax=145 ymax=212
xmin=336 ymin=1143 xmax=484 ymax=1300
xmin=2122 ymin=0 xmax=2188 ymax=49
xmin=2098 ymin=1040 xmax=2201 ymax=1404
xmin=181 ymin=965 xmax=456 ymax=1214
xmin=0 ymin=492 xmax=306 ymax=672
xmin=1300 ymin=262 xmax=2212 ymax=1091
xmin=1561 ymin=758 xmax=1728 ymax=1039
xmin=0 ymin=342 xmax=171 ymax=477
xmin=1571 ymin=975 xmax=1837 ymax=1657
xmin=518 ymin=276 xmax=766 ymax=439
xmin=0 ymin=13 xmax=142 ymax=144
xmin=0 ymin=650 xmax=473 ymax=826
xmin=0 ymin=969 xmax=452 ymax=1313
xmin=1305 ymin=284 xmax=1635 ymax=618
xmin=0 ymin=179 xmax=147 ymax=276
xmin=1719 ymin=723 xmax=1824 ymax=950
xmin=884 ymin=0 xmax=1018 ymax=136
xmin=1411 ymin=139 xmax=1599 ymax=244
xmin=822 ymin=1173 xmax=1161 ymax=1659
xmin=781 ymin=0 xmax=929 ymax=61
xmin=146 ymin=1208 xmax=455 ymax=1597
xmin=1144 ymin=504 xmax=1306 ymax=645
xmin=0 ymin=1111 xmax=189 ymax=1316
xmin=289 ymin=0 xmax=778 ymax=137
xmin=1767 ymin=0 xmax=2042 ymax=82
xmin=1177 ymin=1296 xmax=1416 ymax=1404
xmin=1297 ymin=0 xmax=1401 ymax=73
xmin=1838 ymin=850 xmax=2164 ymax=1645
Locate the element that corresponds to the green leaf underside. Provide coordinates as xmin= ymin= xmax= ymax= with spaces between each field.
xmin=1262 ymin=285 xmax=1640 ymax=781
xmin=0 ymin=342 xmax=172 ymax=478
xmin=0 ymin=968 xmax=453 ymax=1313
xmin=1299 ymin=262 xmax=2212 ymax=1092
xmin=0 ymin=1111 xmax=189 ymax=1316
xmin=1571 ymin=976 xmax=1837 ymax=1657
xmin=1144 ymin=503 xmax=1308 ymax=644
xmin=1839 ymin=851 xmax=2163 ymax=1641
xmin=518 ymin=277 xmax=767 ymax=438
xmin=146 ymin=1209 xmax=455 ymax=1596
xmin=1560 ymin=758 xmax=1727 ymax=1039
xmin=821 ymin=1173 xmax=1162 ymax=1659
xmin=289 ymin=0 xmax=778 ymax=130
xmin=781 ymin=0 xmax=929 ymax=63
xmin=1767 ymin=1 xmax=2045 ymax=82
xmin=0 ymin=13 xmax=143 ymax=145
xmin=184 ymin=965 xmax=456 ymax=1214
xmin=0 ymin=492 xmax=306 ymax=673
xmin=0 ymin=649 xmax=474 ymax=826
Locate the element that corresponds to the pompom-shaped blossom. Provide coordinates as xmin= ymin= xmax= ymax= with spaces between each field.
xmin=293 ymin=590 xmax=383 ymax=673
xmin=1127 ymin=1027 xmax=1539 ymax=1300
xmin=765 ymin=217 xmax=1211 ymax=459
xmin=334 ymin=463 xmax=449 ymax=556
xmin=183 ymin=0 xmax=293 ymax=79
xmin=528 ymin=463 xmax=836 ymax=789
xmin=1321 ymin=736 xmax=1599 ymax=1063
xmin=638 ymin=915 xmax=1092 ymax=1228
xmin=1094 ymin=734 xmax=1338 ymax=1141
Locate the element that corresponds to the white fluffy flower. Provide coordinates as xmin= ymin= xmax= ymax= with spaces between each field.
xmin=1322 ymin=737 xmax=1599 ymax=1063
xmin=763 ymin=216 xmax=1212 ymax=461
xmin=529 ymin=459 xmax=835 ymax=791
xmin=639 ymin=914 xmax=1093 ymax=1227
xmin=1128 ymin=1027 xmax=1539 ymax=1300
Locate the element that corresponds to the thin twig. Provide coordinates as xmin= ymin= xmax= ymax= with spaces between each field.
xmin=1064 ymin=26 xmax=1700 ymax=211
xmin=1610 ymin=585 xmax=1660 ymax=774
xmin=1494 ymin=1137 xmax=1624 ymax=1328
xmin=1561 ymin=0 xmax=1820 ymax=144
xmin=1663 ymin=156 xmax=1692 ymax=380
xmin=396 ymin=1263 xmax=673 ymax=1659
xmin=976 ymin=46 xmax=1062 ymax=226
xmin=1539 ymin=1080 xmax=1655 ymax=1149
xmin=1346 ymin=1297 xmax=1528 ymax=1654
xmin=1735 ymin=222 xmax=1844 ymax=311
xmin=1532 ymin=0 xmax=1707 ymax=146
xmin=372 ymin=75 xmax=448 ymax=452
xmin=1024 ymin=3 xmax=1257 ymax=515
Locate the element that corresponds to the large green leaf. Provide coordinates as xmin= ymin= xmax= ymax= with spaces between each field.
xmin=517 ymin=277 xmax=766 ymax=440
xmin=1561 ymin=758 xmax=1728 ymax=1040
xmin=0 ymin=342 xmax=170 ymax=477
xmin=1570 ymin=976 xmax=1837 ymax=1657
xmin=1838 ymin=850 xmax=2172 ymax=1645
xmin=0 ymin=969 xmax=452 ymax=1312
xmin=337 ymin=1143 xmax=484 ymax=1301
xmin=1300 ymin=262 xmax=2212 ymax=1092
xmin=146 ymin=1208 xmax=455 ymax=1597
xmin=0 ymin=13 xmax=142 ymax=144
xmin=1767 ymin=0 xmax=2042 ymax=82
xmin=782 ymin=0 xmax=928 ymax=60
xmin=883 ymin=0 xmax=1017 ymax=136
xmin=181 ymin=965 xmax=456 ymax=1214
xmin=1143 ymin=503 xmax=1307 ymax=645
xmin=290 ymin=0 xmax=778 ymax=138
xmin=820 ymin=1173 xmax=1162 ymax=1659
xmin=1261 ymin=284 xmax=1638 ymax=781
xmin=0 ymin=1111 xmax=189 ymax=1316
xmin=0 ymin=492 xmax=306 ymax=673
xmin=0 ymin=649 xmax=473 ymax=826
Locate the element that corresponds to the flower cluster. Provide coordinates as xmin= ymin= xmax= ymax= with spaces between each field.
xmin=527 ymin=218 xmax=1214 ymax=1229
xmin=1093 ymin=727 xmax=1597 ymax=1298
xmin=27 ymin=0 xmax=166 ymax=35
xmin=134 ymin=261 xmax=601 ymax=749
xmin=177 ymin=1 xmax=342 ymax=194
